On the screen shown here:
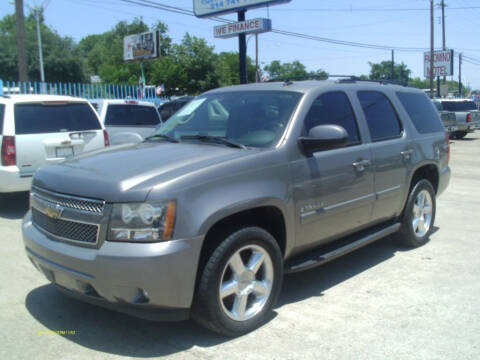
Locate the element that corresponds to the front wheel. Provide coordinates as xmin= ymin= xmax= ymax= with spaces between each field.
xmin=397 ymin=179 xmax=436 ymax=248
xmin=192 ymin=227 xmax=283 ymax=337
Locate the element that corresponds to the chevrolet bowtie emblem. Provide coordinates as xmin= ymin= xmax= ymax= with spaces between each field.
xmin=45 ymin=204 xmax=64 ymax=219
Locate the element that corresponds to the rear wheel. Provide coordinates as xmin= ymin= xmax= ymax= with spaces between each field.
xmin=454 ymin=131 xmax=468 ymax=139
xmin=192 ymin=227 xmax=283 ymax=337
xmin=397 ymin=179 xmax=436 ymax=248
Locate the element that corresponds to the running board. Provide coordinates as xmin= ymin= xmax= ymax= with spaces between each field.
xmin=285 ymin=222 xmax=401 ymax=274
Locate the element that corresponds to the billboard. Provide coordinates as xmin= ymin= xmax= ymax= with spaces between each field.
xmin=123 ymin=31 xmax=159 ymax=61
xmin=214 ymin=18 xmax=272 ymax=38
xmin=194 ymin=0 xmax=291 ymax=18
xmin=424 ymin=50 xmax=454 ymax=77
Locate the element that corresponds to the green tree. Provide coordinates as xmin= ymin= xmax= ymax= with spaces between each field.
xmin=150 ymin=34 xmax=221 ymax=95
xmin=0 ymin=11 xmax=86 ymax=82
xmin=263 ymin=60 xmax=327 ymax=81
xmin=368 ymin=61 xmax=411 ymax=82
xmin=216 ymin=51 xmax=257 ymax=86
xmin=78 ymin=18 xmax=171 ymax=84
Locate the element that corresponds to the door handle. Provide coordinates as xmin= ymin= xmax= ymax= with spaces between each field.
xmin=352 ymin=159 xmax=371 ymax=172
xmin=401 ymin=149 xmax=414 ymax=160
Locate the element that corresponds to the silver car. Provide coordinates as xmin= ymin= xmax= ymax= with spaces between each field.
xmin=23 ymin=80 xmax=450 ymax=336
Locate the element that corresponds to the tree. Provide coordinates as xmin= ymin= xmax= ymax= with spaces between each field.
xmin=78 ymin=18 xmax=171 ymax=84
xmin=263 ymin=60 xmax=327 ymax=81
xmin=409 ymin=77 xmax=470 ymax=95
xmin=367 ymin=61 xmax=411 ymax=83
xmin=149 ymin=34 xmax=220 ymax=95
xmin=216 ymin=52 xmax=256 ymax=86
xmin=0 ymin=11 xmax=86 ymax=82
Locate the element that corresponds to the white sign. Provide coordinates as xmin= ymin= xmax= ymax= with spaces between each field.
xmin=424 ymin=50 xmax=454 ymax=77
xmin=214 ymin=18 xmax=272 ymax=38
xmin=124 ymin=31 xmax=159 ymax=61
xmin=194 ymin=0 xmax=291 ymax=18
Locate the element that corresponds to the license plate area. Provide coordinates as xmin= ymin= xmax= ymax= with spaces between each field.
xmin=55 ymin=146 xmax=74 ymax=158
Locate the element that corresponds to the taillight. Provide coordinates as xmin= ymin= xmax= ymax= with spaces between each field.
xmin=1 ymin=136 xmax=16 ymax=166
xmin=445 ymin=131 xmax=450 ymax=165
xmin=103 ymin=130 xmax=110 ymax=147
xmin=466 ymin=113 xmax=472 ymax=123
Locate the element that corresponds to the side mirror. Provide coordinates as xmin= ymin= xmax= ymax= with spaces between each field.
xmin=298 ymin=124 xmax=349 ymax=155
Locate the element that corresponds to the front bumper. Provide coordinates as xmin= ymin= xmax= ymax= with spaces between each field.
xmin=0 ymin=166 xmax=33 ymax=193
xmin=23 ymin=211 xmax=203 ymax=321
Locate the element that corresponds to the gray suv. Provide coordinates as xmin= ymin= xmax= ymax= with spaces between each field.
xmin=22 ymin=80 xmax=450 ymax=336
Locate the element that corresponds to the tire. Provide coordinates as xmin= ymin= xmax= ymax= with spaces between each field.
xmin=454 ymin=131 xmax=468 ymax=139
xmin=192 ymin=227 xmax=283 ymax=337
xmin=397 ymin=179 xmax=436 ymax=248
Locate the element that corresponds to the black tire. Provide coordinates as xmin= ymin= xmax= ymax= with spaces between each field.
xmin=192 ymin=227 xmax=283 ymax=337
xmin=454 ymin=131 xmax=468 ymax=139
xmin=396 ymin=179 xmax=436 ymax=248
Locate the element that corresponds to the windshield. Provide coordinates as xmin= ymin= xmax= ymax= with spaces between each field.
xmin=441 ymin=101 xmax=477 ymax=111
xmin=152 ymin=91 xmax=303 ymax=148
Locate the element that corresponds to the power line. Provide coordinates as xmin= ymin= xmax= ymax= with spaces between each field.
xmin=117 ymin=0 xmax=432 ymax=52
xmin=269 ymin=6 xmax=480 ymax=12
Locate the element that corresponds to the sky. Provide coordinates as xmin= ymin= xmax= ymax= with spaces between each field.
xmin=1 ymin=0 xmax=480 ymax=89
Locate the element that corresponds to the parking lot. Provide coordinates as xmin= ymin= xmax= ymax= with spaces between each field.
xmin=0 ymin=134 xmax=479 ymax=360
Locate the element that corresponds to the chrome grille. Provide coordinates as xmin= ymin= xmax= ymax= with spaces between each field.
xmin=31 ymin=186 xmax=105 ymax=214
xmin=32 ymin=208 xmax=98 ymax=243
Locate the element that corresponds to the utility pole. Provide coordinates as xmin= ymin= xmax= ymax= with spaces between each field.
xmin=255 ymin=34 xmax=259 ymax=82
xmin=391 ymin=49 xmax=394 ymax=80
xmin=34 ymin=8 xmax=45 ymax=84
xmin=459 ymin=53 xmax=462 ymax=97
xmin=238 ymin=10 xmax=248 ymax=84
xmin=429 ymin=0 xmax=434 ymax=99
xmin=15 ymin=0 xmax=28 ymax=82
xmin=441 ymin=0 xmax=446 ymax=84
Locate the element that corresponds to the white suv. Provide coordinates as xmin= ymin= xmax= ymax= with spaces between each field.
xmin=90 ymin=99 xmax=162 ymax=144
xmin=0 ymin=94 xmax=109 ymax=193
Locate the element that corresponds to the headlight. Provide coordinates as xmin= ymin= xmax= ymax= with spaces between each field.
xmin=108 ymin=201 xmax=176 ymax=242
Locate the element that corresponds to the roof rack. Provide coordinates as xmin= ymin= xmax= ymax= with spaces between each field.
xmin=336 ymin=76 xmax=409 ymax=87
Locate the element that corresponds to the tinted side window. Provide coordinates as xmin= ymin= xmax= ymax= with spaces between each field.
xmin=441 ymin=101 xmax=477 ymax=111
xmin=397 ymin=92 xmax=444 ymax=134
xmin=0 ymin=104 xmax=4 ymax=134
xmin=357 ymin=91 xmax=402 ymax=141
xmin=159 ymin=103 xmax=175 ymax=121
xmin=304 ymin=91 xmax=360 ymax=144
xmin=129 ymin=106 xmax=160 ymax=125
xmin=14 ymin=103 xmax=101 ymax=134
xmin=105 ymin=105 xmax=160 ymax=126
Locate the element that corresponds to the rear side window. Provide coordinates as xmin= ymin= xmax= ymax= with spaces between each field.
xmin=14 ymin=103 xmax=101 ymax=135
xmin=440 ymin=101 xmax=477 ymax=111
xmin=105 ymin=105 xmax=160 ymax=126
xmin=396 ymin=92 xmax=444 ymax=134
xmin=357 ymin=91 xmax=402 ymax=141
xmin=0 ymin=104 xmax=4 ymax=134
xmin=304 ymin=91 xmax=361 ymax=145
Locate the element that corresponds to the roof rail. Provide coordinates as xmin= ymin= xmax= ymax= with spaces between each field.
xmin=336 ymin=76 xmax=409 ymax=87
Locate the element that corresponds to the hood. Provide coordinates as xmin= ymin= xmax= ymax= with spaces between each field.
xmin=33 ymin=142 xmax=254 ymax=202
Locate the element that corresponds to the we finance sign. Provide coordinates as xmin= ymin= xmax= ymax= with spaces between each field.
xmin=214 ymin=18 xmax=272 ymax=38
xmin=424 ymin=50 xmax=454 ymax=77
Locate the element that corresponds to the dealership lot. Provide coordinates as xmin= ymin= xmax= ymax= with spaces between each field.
xmin=1 ymin=135 xmax=479 ymax=360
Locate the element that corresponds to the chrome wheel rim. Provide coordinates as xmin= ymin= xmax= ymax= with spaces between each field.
xmin=219 ymin=244 xmax=274 ymax=322
xmin=412 ymin=190 xmax=433 ymax=237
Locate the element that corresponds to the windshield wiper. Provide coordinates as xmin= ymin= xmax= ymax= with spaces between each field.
xmin=180 ymin=135 xmax=247 ymax=149
xmin=144 ymin=134 xmax=179 ymax=143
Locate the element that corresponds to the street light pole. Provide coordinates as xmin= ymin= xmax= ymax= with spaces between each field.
xmin=255 ymin=34 xmax=259 ymax=82
xmin=34 ymin=8 xmax=45 ymax=84
xmin=429 ymin=0 xmax=434 ymax=99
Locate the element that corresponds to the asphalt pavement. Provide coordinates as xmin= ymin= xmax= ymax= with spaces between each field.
xmin=1 ymin=134 xmax=479 ymax=360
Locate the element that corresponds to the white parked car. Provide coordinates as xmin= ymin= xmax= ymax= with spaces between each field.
xmin=0 ymin=94 xmax=109 ymax=193
xmin=90 ymin=99 xmax=162 ymax=145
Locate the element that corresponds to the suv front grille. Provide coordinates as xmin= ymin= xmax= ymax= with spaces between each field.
xmin=32 ymin=208 xmax=98 ymax=244
xmin=31 ymin=186 xmax=105 ymax=214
